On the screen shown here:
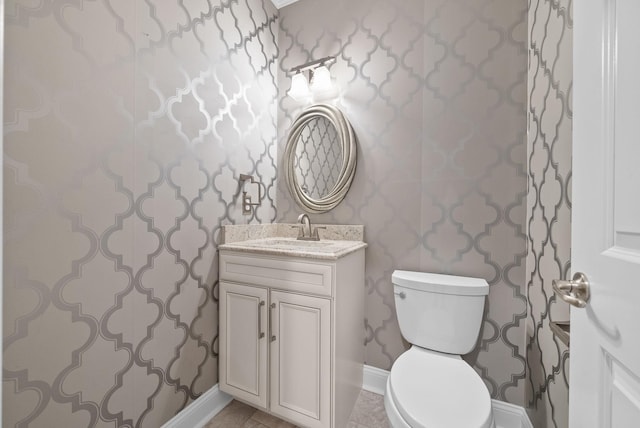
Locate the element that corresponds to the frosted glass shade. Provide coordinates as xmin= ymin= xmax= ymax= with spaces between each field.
xmin=288 ymin=73 xmax=311 ymax=102
xmin=310 ymin=65 xmax=338 ymax=101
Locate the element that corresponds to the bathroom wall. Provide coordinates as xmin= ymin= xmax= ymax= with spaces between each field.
xmin=3 ymin=1 xmax=277 ymax=426
xmin=277 ymin=0 xmax=529 ymax=405
xmin=526 ymin=0 xmax=572 ymax=426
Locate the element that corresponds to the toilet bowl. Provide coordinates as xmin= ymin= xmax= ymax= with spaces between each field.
xmin=385 ymin=270 xmax=495 ymax=428
xmin=384 ymin=347 xmax=494 ymax=428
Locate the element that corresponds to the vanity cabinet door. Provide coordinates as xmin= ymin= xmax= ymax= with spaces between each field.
xmin=269 ymin=291 xmax=331 ymax=428
xmin=219 ymin=281 xmax=268 ymax=409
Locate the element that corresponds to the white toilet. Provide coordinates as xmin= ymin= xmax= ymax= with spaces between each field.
xmin=384 ymin=270 xmax=495 ymax=428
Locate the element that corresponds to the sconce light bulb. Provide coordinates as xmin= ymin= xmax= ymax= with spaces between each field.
xmin=310 ymin=65 xmax=338 ymax=101
xmin=288 ymin=72 xmax=312 ymax=103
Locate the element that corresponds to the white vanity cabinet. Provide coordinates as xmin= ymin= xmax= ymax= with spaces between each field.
xmin=219 ymin=281 xmax=269 ymax=408
xmin=219 ymin=247 xmax=365 ymax=428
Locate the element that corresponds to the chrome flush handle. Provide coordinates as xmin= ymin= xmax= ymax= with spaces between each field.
xmin=552 ymin=272 xmax=591 ymax=308
xmin=394 ymin=291 xmax=406 ymax=299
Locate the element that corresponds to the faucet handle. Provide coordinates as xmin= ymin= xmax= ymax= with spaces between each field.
xmin=290 ymin=225 xmax=304 ymax=239
xmin=312 ymin=226 xmax=326 ymax=240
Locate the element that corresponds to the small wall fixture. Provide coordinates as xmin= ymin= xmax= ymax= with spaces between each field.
xmin=287 ymin=56 xmax=338 ymax=103
xmin=288 ymin=72 xmax=311 ymax=102
xmin=239 ymin=174 xmax=262 ymax=215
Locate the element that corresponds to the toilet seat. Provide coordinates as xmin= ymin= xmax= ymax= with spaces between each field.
xmin=387 ymin=346 xmax=494 ymax=428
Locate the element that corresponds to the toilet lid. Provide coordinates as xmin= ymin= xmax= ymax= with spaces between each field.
xmin=389 ymin=347 xmax=493 ymax=428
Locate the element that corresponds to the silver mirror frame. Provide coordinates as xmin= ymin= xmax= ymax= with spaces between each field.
xmin=284 ymin=103 xmax=357 ymax=213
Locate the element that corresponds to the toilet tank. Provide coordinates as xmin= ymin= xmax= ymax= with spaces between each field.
xmin=392 ymin=270 xmax=489 ymax=355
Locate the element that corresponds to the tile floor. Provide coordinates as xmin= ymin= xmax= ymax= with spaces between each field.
xmin=204 ymin=390 xmax=391 ymax=428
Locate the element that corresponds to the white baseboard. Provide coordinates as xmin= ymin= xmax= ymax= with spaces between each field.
xmin=161 ymin=384 xmax=232 ymax=428
xmin=362 ymin=364 xmax=533 ymax=428
xmin=491 ymin=399 xmax=534 ymax=428
xmin=162 ymin=367 xmax=533 ymax=428
xmin=362 ymin=364 xmax=390 ymax=395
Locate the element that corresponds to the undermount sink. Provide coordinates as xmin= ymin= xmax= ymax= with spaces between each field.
xmin=233 ymin=237 xmax=341 ymax=253
xmin=259 ymin=238 xmax=334 ymax=247
xmin=219 ymin=235 xmax=366 ymax=260
xmin=218 ymin=224 xmax=367 ymax=260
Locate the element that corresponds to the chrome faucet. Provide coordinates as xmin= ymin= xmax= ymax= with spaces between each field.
xmin=294 ymin=213 xmax=325 ymax=241
xmin=298 ymin=213 xmax=312 ymax=237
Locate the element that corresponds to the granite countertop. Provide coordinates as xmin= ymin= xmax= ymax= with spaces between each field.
xmin=218 ymin=224 xmax=366 ymax=260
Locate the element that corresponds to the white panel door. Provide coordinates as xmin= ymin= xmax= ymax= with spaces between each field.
xmin=219 ymin=281 xmax=268 ymax=409
xmin=270 ymin=291 xmax=331 ymax=428
xmin=570 ymin=0 xmax=640 ymax=426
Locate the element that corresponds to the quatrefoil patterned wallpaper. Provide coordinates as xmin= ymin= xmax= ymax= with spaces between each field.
xmin=4 ymin=1 xmax=277 ymax=426
xmin=277 ymin=0 xmax=529 ymax=405
xmin=4 ymin=0 xmax=573 ymax=426
xmin=526 ymin=0 xmax=572 ymax=427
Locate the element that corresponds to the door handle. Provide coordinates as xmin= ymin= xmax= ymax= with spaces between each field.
xmin=270 ymin=303 xmax=276 ymax=342
xmin=258 ymin=301 xmax=265 ymax=339
xmin=552 ymin=272 xmax=590 ymax=308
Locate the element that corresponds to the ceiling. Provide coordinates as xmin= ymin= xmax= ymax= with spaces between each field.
xmin=271 ymin=0 xmax=301 ymax=9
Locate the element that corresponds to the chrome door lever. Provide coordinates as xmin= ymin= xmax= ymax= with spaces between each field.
xmin=553 ymin=272 xmax=590 ymax=308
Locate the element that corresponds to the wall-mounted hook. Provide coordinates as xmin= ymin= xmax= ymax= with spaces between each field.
xmin=239 ymin=174 xmax=262 ymax=215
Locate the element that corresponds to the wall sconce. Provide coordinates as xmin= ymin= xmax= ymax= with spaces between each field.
xmin=287 ymin=56 xmax=338 ymax=103
xmin=288 ymin=72 xmax=311 ymax=102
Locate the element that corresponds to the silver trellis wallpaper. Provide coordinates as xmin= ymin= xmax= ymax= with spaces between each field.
xmin=3 ymin=0 xmax=278 ymax=427
xmin=526 ymin=0 xmax=572 ymax=427
xmin=276 ymin=0 xmax=529 ymax=405
xmin=3 ymin=0 xmax=573 ymax=426
xmin=294 ymin=117 xmax=342 ymax=199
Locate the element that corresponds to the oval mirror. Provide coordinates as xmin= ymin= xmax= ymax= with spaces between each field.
xmin=284 ymin=104 xmax=357 ymax=213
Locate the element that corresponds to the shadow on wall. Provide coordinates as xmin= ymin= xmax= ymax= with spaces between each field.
xmin=525 ymin=0 xmax=573 ymax=426
xmin=3 ymin=1 xmax=278 ymax=427
xmin=277 ymin=0 xmax=529 ymax=405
